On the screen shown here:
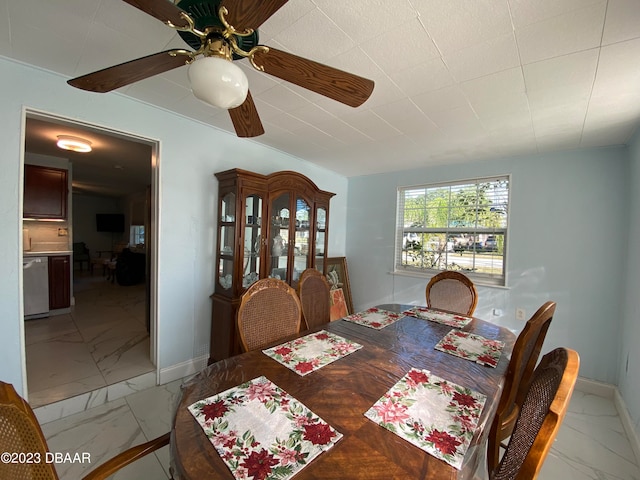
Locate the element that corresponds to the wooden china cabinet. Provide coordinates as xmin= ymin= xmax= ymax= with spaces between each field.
xmin=210 ymin=169 xmax=335 ymax=363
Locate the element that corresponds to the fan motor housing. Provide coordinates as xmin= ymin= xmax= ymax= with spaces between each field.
xmin=176 ymin=0 xmax=259 ymax=60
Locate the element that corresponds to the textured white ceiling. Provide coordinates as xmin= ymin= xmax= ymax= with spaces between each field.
xmin=4 ymin=0 xmax=640 ymax=177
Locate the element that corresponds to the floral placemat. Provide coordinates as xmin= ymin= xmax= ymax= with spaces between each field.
xmin=364 ymin=368 xmax=486 ymax=469
xmin=402 ymin=306 xmax=472 ymax=329
xmin=263 ymin=330 xmax=362 ymax=376
xmin=188 ymin=376 xmax=342 ymax=480
xmin=343 ymin=307 xmax=403 ymax=329
xmin=434 ymin=330 xmax=505 ymax=368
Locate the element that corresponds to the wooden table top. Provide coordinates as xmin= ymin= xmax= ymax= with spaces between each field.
xmin=171 ymin=304 xmax=515 ymax=480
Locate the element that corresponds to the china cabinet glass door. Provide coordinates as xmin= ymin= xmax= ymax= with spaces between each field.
xmin=218 ymin=191 xmax=236 ymax=292
xmin=269 ymin=193 xmax=290 ymax=282
xmin=242 ymin=194 xmax=263 ymax=288
xmin=292 ymin=196 xmax=311 ymax=289
xmin=315 ymin=207 xmax=327 ymax=269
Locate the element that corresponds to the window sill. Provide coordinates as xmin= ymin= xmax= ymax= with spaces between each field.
xmin=390 ymin=269 xmax=510 ymax=289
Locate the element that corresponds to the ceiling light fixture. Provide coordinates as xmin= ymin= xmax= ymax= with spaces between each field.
xmin=56 ymin=135 xmax=92 ymax=153
xmin=176 ymin=7 xmax=267 ymax=110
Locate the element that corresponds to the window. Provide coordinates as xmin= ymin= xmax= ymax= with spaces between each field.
xmin=395 ymin=176 xmax=509 ymax=286
xmin=130 ymin=225 xmax=145 ymax=246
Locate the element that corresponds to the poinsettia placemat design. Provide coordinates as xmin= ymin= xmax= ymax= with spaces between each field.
xmin=263 ymin=330 xmax=362 ymax=376
xmin=343 ymin=307 xmax=403 ymax=329
xmin=434 ymin=330 xmax=505 ymax=367
xmin=402 ymin=306 xmax=472 ymax=329
xmin=188 ymin=376 xmax=342 ymax=480
xmin=364 ymin=368 xmax=486 ymax=469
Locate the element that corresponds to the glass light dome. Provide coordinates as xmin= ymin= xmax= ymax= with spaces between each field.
xmin=188 ymin=56 xmax=249 ymax=109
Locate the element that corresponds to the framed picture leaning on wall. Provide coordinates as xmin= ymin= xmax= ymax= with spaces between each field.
xmin=324 ymin=257 xmax=354 ymax=315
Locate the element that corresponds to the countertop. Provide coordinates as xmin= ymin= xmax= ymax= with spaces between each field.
xmin=24 ymin=251 xmax=72 ymax=257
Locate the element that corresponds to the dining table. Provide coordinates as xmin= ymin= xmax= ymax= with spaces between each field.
xmin=170 ymin=304 xmax=516 ymax=480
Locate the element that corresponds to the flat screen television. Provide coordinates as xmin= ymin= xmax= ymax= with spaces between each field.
xmin=96 ymin=213 xmax=125 ymax=233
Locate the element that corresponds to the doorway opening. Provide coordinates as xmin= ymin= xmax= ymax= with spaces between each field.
xmin=21 ymin=110 xmax=159 ymax=408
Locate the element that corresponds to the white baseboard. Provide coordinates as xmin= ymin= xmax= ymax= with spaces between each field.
xmin=575 ymin=376 xmax=615 ymax=398
xmin=576 ymin=377 xmax=640 ymax=467
xmin=159 ymin=354 xmax=209 ymax=385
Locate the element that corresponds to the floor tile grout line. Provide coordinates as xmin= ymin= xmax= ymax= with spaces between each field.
xmin=27 ymin=271 xmax=152 ymax=407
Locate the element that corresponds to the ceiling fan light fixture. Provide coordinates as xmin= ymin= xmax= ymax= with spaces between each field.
xmin=188 ymin=56 xmax=248 ymax=109
xmin=56 ymin=135 xmax=92 ymax=153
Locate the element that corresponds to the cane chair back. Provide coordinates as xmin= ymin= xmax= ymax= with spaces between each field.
xmin=487 ymin=301 xmax=556 ymax=472
xmin=297 ymin=269 xmax=331 ymax=330
xmin=0 ymin=381 xmax=58 ymax=479
xmin=491 ymin=348 xmax=579 ymax=480
xmin=237 ymin=278 xmax=302 ymax=352
xmin=425 ymin=271 xmax=478 ymax=316
xmin=0 ymin=381 xmax=170 ymax=480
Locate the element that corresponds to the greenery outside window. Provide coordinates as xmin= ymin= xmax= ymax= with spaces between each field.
xmin=395 ymin=176 xmax=510 ymax=286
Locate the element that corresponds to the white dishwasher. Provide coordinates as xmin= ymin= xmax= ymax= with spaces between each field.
xmin=23 ymin=256 xmax=49 ymax=318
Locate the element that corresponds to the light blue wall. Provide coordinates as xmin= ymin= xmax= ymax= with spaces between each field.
xmin=346 ymin=147 xmax=630 ymax=385
xmin=0 ymin=57 xmax=348 ymax=394
xmin=3 ymin=54 xmax=638 ymax=420
xmin=621 ymin=130 xmax=640 ymax=440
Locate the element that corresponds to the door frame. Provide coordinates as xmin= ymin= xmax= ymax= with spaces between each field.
xmin=20 ymin=108 xmax=160 ymax=399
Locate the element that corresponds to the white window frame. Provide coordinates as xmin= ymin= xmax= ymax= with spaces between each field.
xmin=394 ymin=175 xmax=510 ymax=286
xmin=130 ymin=225 xmax=145 ymax=246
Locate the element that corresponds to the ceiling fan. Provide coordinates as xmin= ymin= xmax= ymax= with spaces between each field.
xmin=67 ymin=0 xmax=375 ymax=138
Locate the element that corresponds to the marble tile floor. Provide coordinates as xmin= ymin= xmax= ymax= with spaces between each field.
xmin=38 ymin=381 xmax=640 ymax=480
xmin=41 ymin=377 xmax=183 ymax=480
xmin=539 ymin=389 xmax=640 ymax=480
xmin=25 ymin=271 xmax=155 ymax=408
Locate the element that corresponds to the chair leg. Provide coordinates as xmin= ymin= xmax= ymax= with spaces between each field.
xmin=487 ymin=411 xmax=518 ymax=474
xmin=487 ymin=422 xmax=500 ymax=474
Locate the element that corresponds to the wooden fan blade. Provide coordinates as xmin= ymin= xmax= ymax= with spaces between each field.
xmin=229 ymin=91 xmax=265 ymax=137
xmin=68 ymin=51 xmax=190 ymax=93
xmin=221 ymin=0 xmax=288 ymax=31
xmin=122 ymin=0 xmax=189 ymax=28
xmin=254 ymin=48 xmax=374 ymax=107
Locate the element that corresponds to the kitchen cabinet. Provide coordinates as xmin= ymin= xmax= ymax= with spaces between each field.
xmin=24 ymin=165 xmax=68 ymax=219
xmin=48 ymin=255 xmax=70 ymax=310
xmin=210 ymin=169 xmax=335 ymax=362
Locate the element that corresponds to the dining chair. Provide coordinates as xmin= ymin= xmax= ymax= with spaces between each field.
xmin=425 ymin=271 xmax=478 ymax=316
xmin=237 ymin=277 xmax=302 ymax=352
xmin=0 ymin=380 xmax=171 ymax=480
xmin=296 ymin=268 xmax=331 ymax=330
xmin=486 ymin=301 xmax=556 ymax=472
xmin=72 ymin=242 xmax=90 ymax=271
xmin=490 ymin=347 xmax=579 ymax=480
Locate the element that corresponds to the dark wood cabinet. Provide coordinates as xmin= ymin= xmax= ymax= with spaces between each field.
xmin=210 ymin=169 xmax=335 ymax=363
xmin=24 ymin=165 xmax=68 ymax=219
xmin=48 ymin=255 xmax=70 ymax=310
